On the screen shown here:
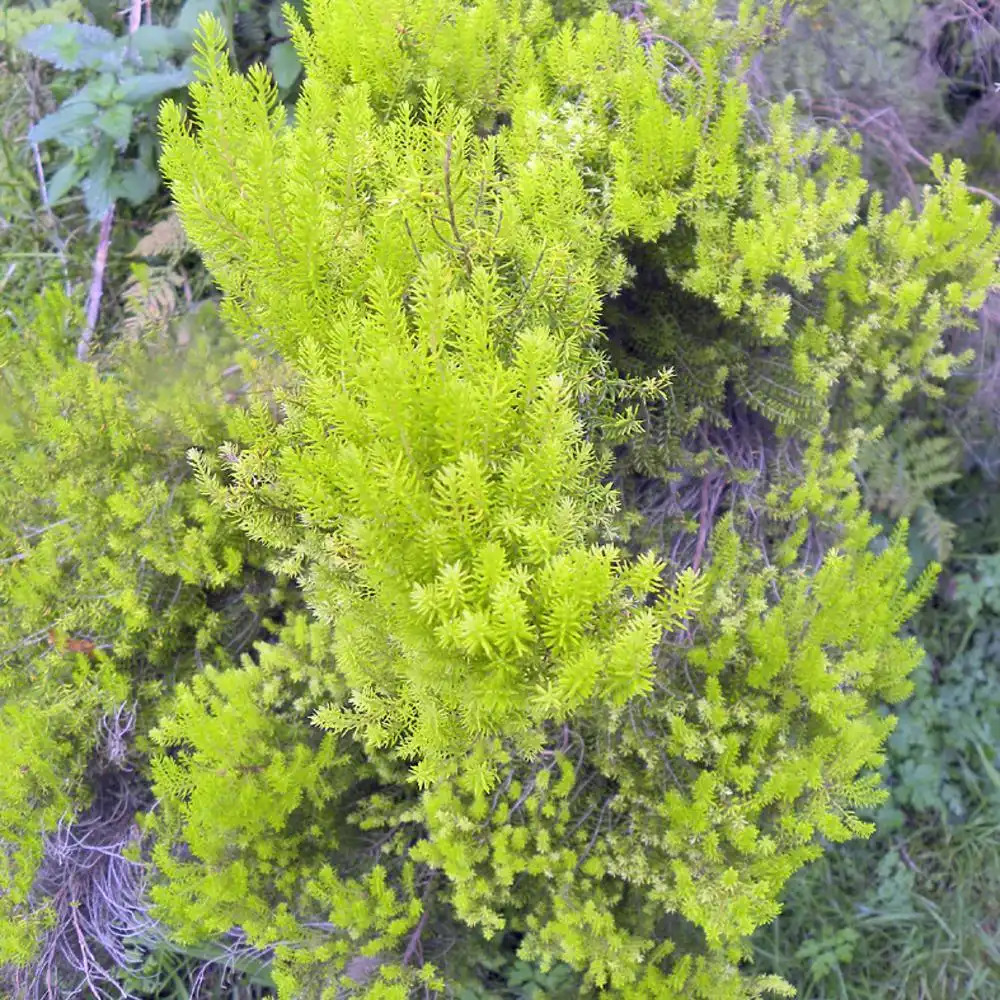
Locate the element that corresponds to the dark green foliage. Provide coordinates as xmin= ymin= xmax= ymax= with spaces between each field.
xmin=751 ymin=0 xmax=1000 ymax=202
xmin=120 ymin=930 xmax=276 ymax=1000
xmin=20 ymin=15 xmax=194 ymax=218
xmin=754 ymin=811 xmax=1000 ymax=999
xmin=742 ymin=1 xmax=1000 ymax=985
xmin=881 ymin=554 xmax=1000 ymax=822
xmin=856 ymin=416 xmax=963 ymax=561
xmin=16 ymin=0 xmax=304 ymax=222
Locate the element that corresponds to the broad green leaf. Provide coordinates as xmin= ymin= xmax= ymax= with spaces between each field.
xmin=79 ymin=73 xmax=118 ymax=106
xmin=267 ymin=0 xmax=305 ymax=36
xmin=28 ymin=99 xmax=99 ymax=145
xmin=46 ymin=160 xmax=86 ymax=204
xmin=81 ymin=140 xmax=115 ymax=221
xmin=115 ymin=160 xmax=160 ymax=206
xmin=125 ymin=25 xmax=189 ymax=65
xmin=135 ymin=131 xmax=157 ymax=167
xmin=19 ymin=22 xmax=122 ymax=71
xmin=172 ymin=0 xmax=222 ymax=39
xmin=80 ymin=0 xmax=117 ymax=28
xmin=95 ymin=104 xmax=134 ymax=144
xmin=267 ymin=41 xmax=302 ymax=91
xmin=267 ymin=3 xmax=288 ymax=37
xmin=117 ymin=68 xmax=192 ymax=105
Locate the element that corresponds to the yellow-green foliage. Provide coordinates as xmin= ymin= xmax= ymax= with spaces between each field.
xmin=0 ymin=290 xmax=267 ymax=967
xmin=0 ymin=291 xmax=261 ymax=674
xmin=3 ymin=0 xmax=995 ymax=997
xmin=0 ymin=0 xmax=82 ymax=46
xmin=144 ymin=1 xmax=979 ymax=995
xmin=147 ymin=655 xmax=352 ymax=943
xmin=162 ymin=16 xmax=703 ymax=795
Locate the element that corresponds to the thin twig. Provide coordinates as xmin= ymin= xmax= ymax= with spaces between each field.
xmin=401 ymin=873 xmax=439 ymax=967
xmin=78 ymin=204 xmax=115 ymax=361
xmin=442 ymin=135 xmax=471 ymax=274
xmin=692 ymin=474 xmax=724 ymax=571
xmin=403 ymin=217 xmax=424 ymax=268
xmin=402 ymin=908 xmax=430 ymax=968
xmin=128 ymin=0 xmax=143 ymax=34
xmin=30 ymin=143 xmax=72 ymax=295
xmin=77 ymin=0 xmax=143 ymax=361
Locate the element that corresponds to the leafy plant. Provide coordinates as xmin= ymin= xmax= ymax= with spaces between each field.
xmin=1 ymin=18 xmax=94 ymax=319
xmin=149 ymin=1 xmax=990 ymax=995
xmin=0 ymin=284 xmax=275 ymax=984
xmin=0 ymin=0 xmax=83 ymax=48
xmin=15 ymin=0 xmax=304 ymax=222
xmin=119 ymin=927 xmax=276 ymax=999
xmin=856 ymin=417 xmax=963 ymax=561
xmin=753 ymin=473 xmax=1000 ymax=995
xmin=3 ymin=0 xmax=1000 ymax=997
xmin=754 ymin=808 xmax=1000 ymax=999
xmin=19 ymin=10 xmax=199 ymax=218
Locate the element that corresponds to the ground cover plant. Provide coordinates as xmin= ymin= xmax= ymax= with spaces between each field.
xmin=2 ymin=0 xmax=1000 ymax=998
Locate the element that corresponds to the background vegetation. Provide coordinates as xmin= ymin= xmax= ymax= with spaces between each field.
xmin=745 ymin=2 xmax=1000 ymax=996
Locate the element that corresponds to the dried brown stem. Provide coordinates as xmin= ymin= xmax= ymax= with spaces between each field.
xmin=691 ymin=477 xmax=712 ymax=572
